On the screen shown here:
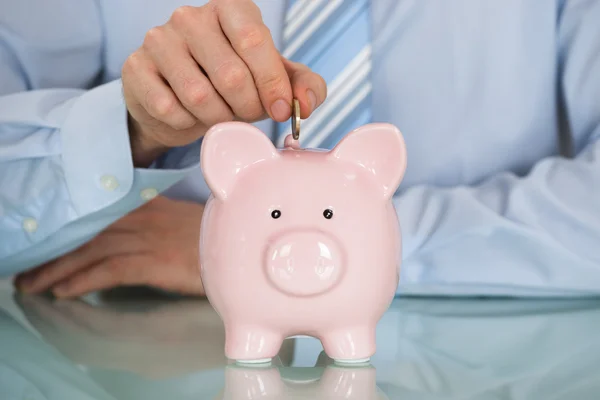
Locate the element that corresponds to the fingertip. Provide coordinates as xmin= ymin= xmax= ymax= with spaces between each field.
xmin=15 ymin=276 xmax=37 ymax=294
xmin=290 ymin=72 xmax=326 ymax=118
xmin=293 ymin=93 xmax=313 ymax=119
xmin=16 ymin=282 xmax=36 ymax=294
xmin=270 ymin=98 xmax=291 ymax=122
xmin=300 ymin=99 xmax=312 ymax=119
xmin=307 ymin=90 xmax=317 ymax=113
xmin=12 ymin=274 xmax=24 ymax=289
xmin=15 ymin=285 xmax=29 ymax=295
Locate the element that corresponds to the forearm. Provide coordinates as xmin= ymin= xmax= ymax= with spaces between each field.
xmin=0 ymin=1 xmax=209 ymax=273
xmin=0 ymin=81 xmax=199 ymax=273
xmin=397 ymin=0 xmax=600 ymax=297
xmin=395 ymin=129 xmax=600 ymax=297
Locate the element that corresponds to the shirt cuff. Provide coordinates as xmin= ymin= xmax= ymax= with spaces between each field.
xmin=60 ymin=79 xmax=202 ymax=216
xmin=60 ymin=79 xmax=134 ymax=216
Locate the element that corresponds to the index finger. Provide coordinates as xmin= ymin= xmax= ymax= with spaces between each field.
xmin=215 ymin=0 xmax=293 ymax=122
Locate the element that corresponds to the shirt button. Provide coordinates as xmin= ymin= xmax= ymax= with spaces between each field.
xmin=100 ymin=175 xmax=119 ymax=191
xmin=140 ymin=188 xmax=158 ymax=201
xmin=23 ymin=218 xmax=38 ymax=233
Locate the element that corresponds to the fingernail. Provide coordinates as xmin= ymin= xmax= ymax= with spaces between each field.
xmin=270 ymin=99 xmax=290 ymax=121
xmin=307 ymin=90 xmax=317 ymax=111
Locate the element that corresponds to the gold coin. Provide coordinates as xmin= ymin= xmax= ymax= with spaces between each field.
xmin=291 ymin=98 xmax=300 ymax=140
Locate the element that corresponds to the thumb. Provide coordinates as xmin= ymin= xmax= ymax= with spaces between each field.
xmin=282 ymin=57 xmax=327 ymax=118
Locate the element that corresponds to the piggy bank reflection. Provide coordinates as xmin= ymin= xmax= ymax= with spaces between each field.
xmin=220 ymin=362 xmax=387 ymax=400
xmin=199 ymin=122 xmax=407 ymax=363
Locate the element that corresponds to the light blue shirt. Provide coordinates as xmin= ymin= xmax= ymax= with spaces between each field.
xmin=1 ymin=0 xmax=599 ymax=296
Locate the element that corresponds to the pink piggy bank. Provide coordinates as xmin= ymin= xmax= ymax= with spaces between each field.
xmin=199 ymin=121 xmax=407 ymax=364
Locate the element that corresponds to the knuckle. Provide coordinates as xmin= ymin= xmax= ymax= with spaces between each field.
xmin=258 ymin=74 xmax=287 ymax=98
xmin=202 ymin=1 xmax=219 ymax=19
xmin=184 ymin=84 xmax=211 ymax=107
xmin=105 ymin=259 xmax=125 ymax=278
xmin=121 ymin=59 xmax=133 ymax=77
xmin=170 ymin=5 xmax=197 ymax=28
xmin=122 ymin=52 xmax=142 ymax=75
xmin=148 ymin=94 xmax=176 ymax=118
xmin=210 ymin=0 xmax=232 ymax=13
xmin=175 ymin=68 xmax=197 ymax=91
xmin=216 ymin=62 xmax=248 ymax=91
xmin=143 ymin=26 xmax=165 ymax=50
xmin=236 ymin=24 xmax=269 ymax=53
xmin=236 ymin=100 xmax=264 ymax=121
xmin=170 ymin=115 xmax=197 ymax=131
xmin=32 ymin=268 xmax=52 ymax=284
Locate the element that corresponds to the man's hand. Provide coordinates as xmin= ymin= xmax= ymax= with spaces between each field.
xmin=14 ymin=197 xmax=205 ymax=298
xmin=125 ymin=0 xmax=327 ymax=166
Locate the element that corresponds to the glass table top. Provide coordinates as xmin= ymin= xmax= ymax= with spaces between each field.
xmin=1 ymin=280 xmax=599 ymax=399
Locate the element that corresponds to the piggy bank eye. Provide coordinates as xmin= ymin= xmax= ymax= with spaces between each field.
xmin=271 ymin=209 xmax=282 ymax=219
xmin=323 ymin=209 xmax=334 ymax=219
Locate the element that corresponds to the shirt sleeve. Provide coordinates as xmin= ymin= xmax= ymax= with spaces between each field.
xmin=0 ymin=2 xmax=200 ymax=275
xmin=394 ymin=0 xmax=600 ymax=297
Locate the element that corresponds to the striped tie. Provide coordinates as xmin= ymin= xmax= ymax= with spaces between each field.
xmin=277 ymin=0 xmax=372 ymax=149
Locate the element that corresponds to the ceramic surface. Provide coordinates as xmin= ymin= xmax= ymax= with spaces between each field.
xmin=199 ymin=122 xmax=407 ymax=362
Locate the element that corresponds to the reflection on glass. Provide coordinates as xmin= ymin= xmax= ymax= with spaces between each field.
xmin=0 ymin=293 xmax=598 ymax=399
xmin=219 ymin=358 xmax=387 ymax=399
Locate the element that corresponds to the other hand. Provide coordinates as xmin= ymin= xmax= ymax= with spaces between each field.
xmin=125 ymin=0 xmax=327 ymax=166
xmin=15 ymin=196 xmax=205 ymax=298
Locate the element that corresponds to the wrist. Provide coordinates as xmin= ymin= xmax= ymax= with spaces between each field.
xmin=128 ymin=115 xmax=169 ymax=168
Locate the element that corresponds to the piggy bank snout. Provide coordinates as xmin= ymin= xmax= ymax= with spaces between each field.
xmin=265 ymin=231 xmax=345 ymax=296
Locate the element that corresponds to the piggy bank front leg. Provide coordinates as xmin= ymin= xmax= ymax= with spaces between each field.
xmin=320 ymin=326 xmax=376 ymax=364
xmin=225 ymin=325 xmax=284 ymax=364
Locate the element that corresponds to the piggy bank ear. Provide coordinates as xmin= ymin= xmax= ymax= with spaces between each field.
xmin=201 ymin=121 xmax=279 ymax=200
xmin=329 ymin=123 xmax=407 ymax=199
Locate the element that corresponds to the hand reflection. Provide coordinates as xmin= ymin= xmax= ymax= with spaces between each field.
xmin=13 ymin=294 xmax=600 ymax=400
xmin=15 ymin=294 xmax=234 ymax=378
xmin=219 ymin=352 xmax=387 ymax=400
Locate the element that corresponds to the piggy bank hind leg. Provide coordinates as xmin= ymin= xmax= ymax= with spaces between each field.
xmin=320 ymin=326 xmax=376 ymax=364
xmin=225 ymin=325 xmax=284 ymax=364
